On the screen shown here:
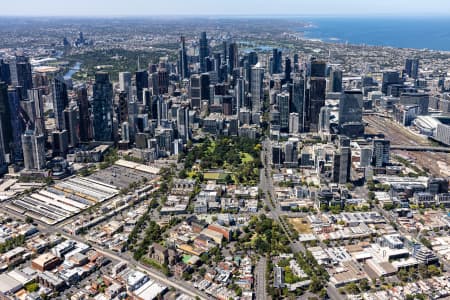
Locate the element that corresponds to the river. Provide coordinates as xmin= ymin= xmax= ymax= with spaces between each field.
xmin=64 ymin=62 xmax=81 ymax=80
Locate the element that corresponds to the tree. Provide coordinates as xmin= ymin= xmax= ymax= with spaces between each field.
xmin=359 ymin=278 xmax=370 ymax=291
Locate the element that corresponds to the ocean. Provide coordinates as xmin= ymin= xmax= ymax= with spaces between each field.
xmin=300 ymin=17 xmax=450 ymax=51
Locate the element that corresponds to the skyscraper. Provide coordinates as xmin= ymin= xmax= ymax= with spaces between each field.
xmin=306 ymin=59 xmax=327 ymax=132
xmin=372 ymin=139 xmax=390 ymax=167
xmin=92 ymin=72 xmax=113 ymax=142
xmin=28 ymin=88 xmax=46 ymax=136
xmin=289 ymin=113 xmax=300 ymax=134
xmin=76 ymin=85 xmax=92 ymax=143
xmin=339 ymin=90 xmax=364 ymax=138
xmin=284 ymin=56 xmax=292 ymax=82
xmin=291 ymin=74 xmax=306 ymax=129
xmin=21 ymin=130 xmax=46 ymax=170
xmin=177 ymin=104 xmax=190 ymax=143
xmin=250 ymin=66 xmax=264 ymax=113
xmin=382 ymin=71 xmax=401 ymax=95
xmin=329 ymin=68 xmax=343 ymax=93
xmin=405 ymin=58 xmax=419 ymax=79
xmin=318 ymin=106 xmax=331 ymax=134
xmin=190 ymin=74 xmax=201 ymax=108
xmin=7 ymin=87 xmax=23 ymax=162
xmin=0 ymin=59 xmax=11 ymax=85
xmin=339 ymin=91 xmax=363 ymax=125
xmin=179 ymin=36 xmax=189 ymax=79
xmin=333 ymin=136 xmax=351 ymax=184
xmin=277 ymin=92 xmax=290 ymax=132
xmin=235 ymin=77 xmax=245 ymax=116
xmin=308 ymin=77 xmax=326 ymax=132
xmin=270 ymin=48 xmax=282 ymax=75
xmin=64 ymin=101 xmax=80 ymax=147
xmin=199 ymin=32 xmax=209 ymax=73
xmin=51 ymin=75 xmax=69 ymax=131
xmin=135 ymin=70 xmax=148 ymax=103
xmin=119 ymin=72 xmax=132 ymax=95
xmin=0 ymin=82 xmax=13 ymax=156
xmin=228 ymin=42 xmax=239 ymax=76
xmin=8 ymin=56 xmax=33 ymax=99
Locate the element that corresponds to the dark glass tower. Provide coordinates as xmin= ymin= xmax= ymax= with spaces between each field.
xmin=8 ymin=56 xmax=33 ymax=99
xmin=92 ymin=72 xmax=113 ymax=142
xmin=199 ymin=32 xmax=209 ymax=73
xmin=179 ymin=36 xmax=189 ymax=79
xmin=228 ymin=43 xmax=239 ymax=75
xmin=76 ymin=85 xmax=92 ymax=142
xmin=51 ymin=75 xmax=69 ymax=131
xmin=135 ymin=70 xmax=148 ymax=103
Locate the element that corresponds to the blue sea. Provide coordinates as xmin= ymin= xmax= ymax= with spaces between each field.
xmin=300 ymin=17 xmax=450 ymax=51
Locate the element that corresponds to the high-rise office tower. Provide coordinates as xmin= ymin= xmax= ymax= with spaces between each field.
xmin=284 ymin=56 xmax=292 ymax=82
xmin=332 ymin=136 xmax=351 ymax=184
xmin=200 ymin=73 xmax=210 ymax=103
xmin=76 ymin=85 xmax=91 ymax=142
xmin=21 ymin=130 xmax=46 ymax=170
xmin=308 ymin=77 xmax=326 ymax=132
xmin=318 ymin=106 xmax=331 ymax=134
xmin=51 ymin=130 xmax=69 ymax=157
xmin=177 ymin=104 xmax=190 ymax=143
xmin=339 ymin=90 xmax=364 ymax=138
xmin=250 ymin=66 xmax=264 ymax=113
xmin=51 ymin=75 xmax=69 ymax=131
xmin=270 ymin=48 xmax=282 ymax=75
xmin=28 ymin=88 xmax=46 ymax=136
xmin=405 ymin=58 xmax=419 ymax=79
xmin=284 ymin=140 xmax=298 ymax=166
xmin=20 ymin=96 xmax=36 ymax=131
xmin=0 ymin=59 xmax=11 ymax=84
xmin=307 ymin=59 xmax=327 ymax=132
xmin=135 ymin=70 xmax=148 ymax=103
xmin=0 ymin=119 xmax=6 ymax=171
xmin=277 ymin=92 xmax=290 ymax=132
xmin=199 ymin=32 xmax=209 ymax=73
xmin=372 ymin=139 xmax=390 ymax=167
xmin=64 ymin=101 xmax=80 ymax=147
xmin=117 ymin=91 xmax=129 ymax=124
xmin=0 ymin=82 xmax=12 ymax=156
xmin=339 ymin=91 xmax=363 ymax=124
xmin=92 ymin=72 xmax=113 ymax=142
xmin=157 ymin=69 xmax=169 ymax=95
xmin=289 ymin=113 xmax=300 ymax=134
xmin=382 ymin=71 xmax=401 ymax=94
xmin=310 ymin=59 xmax=327 ymax=77
xmin=400 ymin=93 xmax=429 ymax=115
xmin=7 ymin=87 xmax=23 ymax=161
xmin=329 ymin=68 xmax=343 ymax=93
xmin=291 ymin=74 xmax=306 ymax=124
xmin=235 ymin=77 xmax=245 ymax=115
xmin=228 ymin=43 xmax=239 ymax=75
xmin=121 ymin=122 xmax=130 ymax=143
xmin=179 ymin=36 xmax=189 ymax=79
xmin=119 ymin=72 xmax=132 ymax=94
xmin=8 ymin=56 xmax=33 ymax=99
xmin=190 ymin=74 xmax=201 ymax=108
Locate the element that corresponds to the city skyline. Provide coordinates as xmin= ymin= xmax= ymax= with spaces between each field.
xmin=2 ymin=0 xmax=450 ymax=16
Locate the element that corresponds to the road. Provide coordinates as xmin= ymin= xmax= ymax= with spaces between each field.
xmin=255 ymin=256 xmax=268 ymax=300
xmin=260 ymin=138 xmax=305 ymax=254
xmin=0 ymin=202 xmax=209 ymax=300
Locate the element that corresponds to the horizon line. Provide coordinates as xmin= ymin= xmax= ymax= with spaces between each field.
xmin=1 ymin=13 xmax=450 ymax=18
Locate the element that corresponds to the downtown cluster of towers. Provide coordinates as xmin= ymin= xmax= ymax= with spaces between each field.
xmin=0 ymin=31 xmax=366 ymax=175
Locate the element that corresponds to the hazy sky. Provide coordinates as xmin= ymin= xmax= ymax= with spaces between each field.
xmin=1 ymin=0 xmax=450 ymax=16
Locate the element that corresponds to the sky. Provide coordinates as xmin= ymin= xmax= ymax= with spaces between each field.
xmin=1 ymin=0 xmax=450 ymax=17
